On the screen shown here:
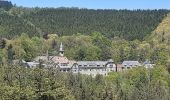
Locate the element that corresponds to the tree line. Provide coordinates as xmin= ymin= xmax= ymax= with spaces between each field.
xmin=1 ymin=32 xmax=170 ymax=67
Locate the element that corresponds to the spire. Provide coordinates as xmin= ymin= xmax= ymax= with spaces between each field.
xmin=59 ymin=42 xmax=64 ymax=57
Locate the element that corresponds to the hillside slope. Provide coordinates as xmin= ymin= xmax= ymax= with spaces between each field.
xmin=23 ymin=8 xmax=169 ymax=40
xmin=151 ymin=13 xmax=170 ymax=43
xmin=0 ymin=7 xmax=169 ymax=40
xmin=0 ymin=9 xmax=41 ymax=38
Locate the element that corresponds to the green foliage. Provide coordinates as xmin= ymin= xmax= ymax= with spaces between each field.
xmin=2 ymin=31 xmax=170 ymax=64
xmin=0 ymin=9 xmax=41 ymax=38
xmin=0 ymin=64 xmax=169 ymax=99
xmin=0 ymin=7 xmax=169 ymax=40
xmin=24 ymin=8 xmax=169 ymax=41
xmin=7 ymin=44 xmax=14 ymax=63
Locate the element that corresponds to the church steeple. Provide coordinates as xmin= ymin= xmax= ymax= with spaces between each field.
xmin=59 ymin=42 xmax=64 ymax=57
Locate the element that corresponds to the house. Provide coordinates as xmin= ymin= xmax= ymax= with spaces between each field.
xmin=72 ymin=59 xmax=116 ymax=77
xmin=122 ymin=61 xmax=141 ymax=69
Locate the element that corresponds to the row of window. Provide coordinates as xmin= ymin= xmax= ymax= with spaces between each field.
xmin=124 ymin=65 xmax=138 ymax=67
xmin=73 ymin=68 xmax=115 ymax=72
xmin=78 ymin=64 xmax=114 ymax=67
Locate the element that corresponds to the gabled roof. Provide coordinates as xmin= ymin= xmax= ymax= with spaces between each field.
xmin=77 ymin=61 xmax=108 ymax=68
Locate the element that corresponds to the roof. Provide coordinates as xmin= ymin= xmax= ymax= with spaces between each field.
xmin=51 ymin=56 xmax=69 ymax=64
xmin=77 ymin=59 xmax=114 ymax=65
xmin=143 ymin=60 xmax=151 ymax=64
xmin=122 ymin=61 xmax=141 ymax=66
xmin=77 ymin=61 xmax=108 ymax=68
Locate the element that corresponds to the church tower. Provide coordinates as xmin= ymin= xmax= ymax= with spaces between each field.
xmin=59 ymin=42 xmax=64 ymax=57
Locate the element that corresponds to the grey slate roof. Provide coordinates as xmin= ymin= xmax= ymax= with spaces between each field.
xmin=77 ymin=61 xmax=108 ymax=68
xmin=122 ymin=61 xmax=141 ymax=67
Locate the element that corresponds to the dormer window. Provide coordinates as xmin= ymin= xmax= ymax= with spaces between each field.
xmin=110 ymin=64 xmax=113 ymax=67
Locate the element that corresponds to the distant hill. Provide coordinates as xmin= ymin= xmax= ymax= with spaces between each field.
xmin=0 ymin=6 xmax=170 ymax=40
xmin=150 ymin=13 xmax=170 ymax=43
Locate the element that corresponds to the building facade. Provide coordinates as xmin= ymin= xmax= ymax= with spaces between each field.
xmin=72 ymin=59 xmax=116 ymax=77
xmin=24 ymin=43 xmax=154 ymax=77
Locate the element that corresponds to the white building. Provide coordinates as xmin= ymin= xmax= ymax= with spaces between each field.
xmin=72 ymin=59 xmax=116 ymax=77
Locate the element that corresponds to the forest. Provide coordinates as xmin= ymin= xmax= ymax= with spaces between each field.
xmin=0 ymin=5 xmax=169 ymax=40
xmin=1 ymin=1 xmax=170 ymax=100
xmin=0 ymin=31 xmax=170 ymax=99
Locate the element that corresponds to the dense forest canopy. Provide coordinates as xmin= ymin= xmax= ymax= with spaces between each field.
xmin=0 ymin=6 xmax=169 ymax=40
xmin=23 ymin=8 xmax=169 ymax=40
xmin=0 ymin=64 xmax=170 ymax=100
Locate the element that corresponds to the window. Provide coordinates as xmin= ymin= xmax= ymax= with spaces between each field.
xmin=61 ymin=63 xmax=68 ymax=66
xmin=89 ymin=65 xmax=93 ymax=67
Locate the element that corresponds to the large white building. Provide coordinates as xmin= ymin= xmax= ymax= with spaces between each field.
xmin=73 ymin=59 xmax=116 ymax=76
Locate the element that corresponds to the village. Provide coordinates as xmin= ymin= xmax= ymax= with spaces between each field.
xmin=22 ymin=42 xmax=155 ymax=77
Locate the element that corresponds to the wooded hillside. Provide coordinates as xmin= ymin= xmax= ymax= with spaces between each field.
xmin=150 ymin=13 xmax=170 ymax=44
xmin=0 ymin=7 xmax=169 ymax=40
